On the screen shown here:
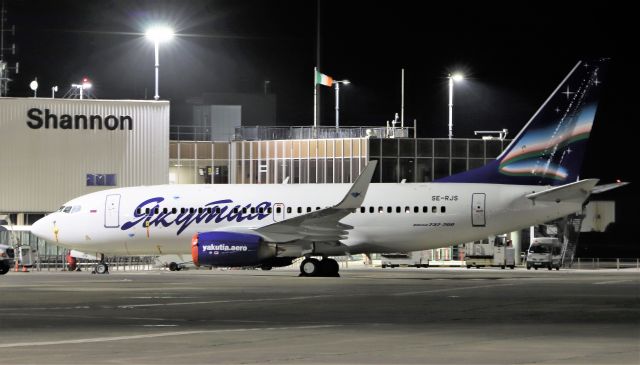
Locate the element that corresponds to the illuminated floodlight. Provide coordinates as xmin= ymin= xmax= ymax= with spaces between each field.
xmin=451 ymin=73 xmax=464 ymax=82
xmin=145 ymin=26 xmax=174 ymax=42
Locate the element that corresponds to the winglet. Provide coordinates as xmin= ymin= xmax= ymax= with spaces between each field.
xmin=335 ymin=160 xmax=378 ymax=209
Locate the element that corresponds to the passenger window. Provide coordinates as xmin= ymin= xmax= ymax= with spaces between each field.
xmin=198 ymin=207 xmax=203 ymax=214
xmin=154 ymin=208 xmax=160 ymax=214
xmin=432 ymin=206 xmax=437 ymax=213
xmin=316 ymin=207 xmax=320 ymax=211
xmin=297 ymin=207 xmax=302 ymax=214
xmin=145 ymin=208 xmax=151 ymax=214
xmin=441 ymin=206 xmax=446 ymax=213
xmin=189 ymin=208 xmax=195 ymax=214
xmin=233 ymin=207 xmax=239 ymax=213
xmin=369 ymin=206 xmax=374 ymax=213
xmin=386 ymin=207 xmax=391 ymax=213
xmin=205 ymin=208 xmax=210 ymax=214
xmin=215 ymin=207 xmax=221 ymax=214
xmin=172 ymin=208 xmax=178 ymax=214
xmin=251 ymin=207 xmax=256 ymax=214
xmin=163 ymin=208 xmax=168 ymax=214
xmin=414 ymin=206 xmax=419 ymax=213
xmin=286 ymin=207 xmax=292 ymax=214
xmin=395 ymin=206 xmax=401 ymax=213
xmin=242 ymin=207 xmax=247 ymax=214
xmin=136 ymin=208 xmax=141 ymax=214
xmin=405 ymin=206 xmax=410 ymax=213
xmin=258 ymin=207 xmax=264 ymax=213
xmin=307 ymin=207 xmax=311 ymax=213
xmin=276 ymin=207 xmax=282 ymax=214
xmin=423 ymin=206 xmax=428 ymax=213
xmin=180 ymin=208 xmax=186 ymax=214
xmin=378 ymin=206 xmax=384 ymax=213
xmin=360 ymin=207 xmax=365 ymax=213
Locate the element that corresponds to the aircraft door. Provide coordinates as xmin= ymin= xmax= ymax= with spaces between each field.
xmin=471 ymin=193 xmax=486 ymax=227
xmin=105 ymin=194 xmax=121 ymax=228
xmin=273 ymin=203 xmax=285 ymax=222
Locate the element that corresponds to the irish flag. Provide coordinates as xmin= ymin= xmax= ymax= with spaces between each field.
xmin=315 ymin=70 xmax=333 ymax=87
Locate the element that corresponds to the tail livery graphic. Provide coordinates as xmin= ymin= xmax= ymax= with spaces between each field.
xmin=439 ymin=58 xmax=607 ymax=186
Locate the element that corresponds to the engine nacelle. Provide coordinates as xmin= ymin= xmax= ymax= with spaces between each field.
xmin=191 ymin=231 xmax=274 ymax=267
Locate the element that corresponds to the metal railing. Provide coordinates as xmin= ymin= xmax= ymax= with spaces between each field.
xmin=572 ymin=258 xmax=640 ymax=270
xmin=234 ymin=125 xmax=414 ymax=141
xmin=29 ymin=255 xmax=159 ymax=272
xmin=169 ymin=124 xmax=416 ymax=142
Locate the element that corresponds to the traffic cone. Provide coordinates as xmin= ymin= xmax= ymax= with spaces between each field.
xmin=14 ymin=260 xmax=19 ymax=272
xmin=22 ymin=265 xmax=28 ymax=272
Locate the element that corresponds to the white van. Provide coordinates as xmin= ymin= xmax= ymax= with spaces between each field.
xmin=526 ymin=237 xmax=562 ymax=270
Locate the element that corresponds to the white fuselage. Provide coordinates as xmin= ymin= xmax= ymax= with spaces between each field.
xmin=32 ymin=182 xmax=583 ymax=257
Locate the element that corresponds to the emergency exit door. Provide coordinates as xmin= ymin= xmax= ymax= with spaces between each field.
xmin=471 ymin=193 xmax=486 ymax=227
xmin=104 ymin=194 xmax=121 ymax=228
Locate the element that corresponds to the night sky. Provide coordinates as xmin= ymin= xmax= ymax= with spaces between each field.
xmin=4 ymin=1 xmax=637 ymax=250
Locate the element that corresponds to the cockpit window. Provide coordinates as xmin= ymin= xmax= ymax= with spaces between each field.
xmin=63 ymin=206 xmax=72 ymax=213
xmin=58 ymin=206 xmax=65 ymax=212
xmin=70 ymin=205 xmax=81 ymax=213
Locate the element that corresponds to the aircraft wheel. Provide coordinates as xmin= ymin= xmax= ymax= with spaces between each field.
xmin=95 ymin=263 xmax=109 ymax=274
xmin=300 ymin=258 xmax=321 ymax=276
xmin=169 ymin=262 xmax=179 ymax=271
xmin=261 ymin=265 xmax=272 ymax=271
xmin=555 ymin=266 xmax=560 ymax=271
xmin=320 ymin=258 xmax=339 ymax=276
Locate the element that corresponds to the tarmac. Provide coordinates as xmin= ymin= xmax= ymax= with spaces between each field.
xmin=0 ymin=267 xmax=638 ymax=364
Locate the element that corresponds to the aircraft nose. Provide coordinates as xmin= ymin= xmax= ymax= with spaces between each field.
xmin=31 ymin=216 xmax=51 ymax=240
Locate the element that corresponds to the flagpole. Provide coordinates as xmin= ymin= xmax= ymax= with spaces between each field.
xmin=313 ymin=67 xmax=317 ymax=128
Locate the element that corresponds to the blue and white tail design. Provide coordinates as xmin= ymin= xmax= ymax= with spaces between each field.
xmin=438 ymin=58 xmax=608 ymax=186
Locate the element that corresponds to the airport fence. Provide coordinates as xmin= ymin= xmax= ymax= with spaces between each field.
xmin=572 ymin=258 xmax=640 ymax=270
xmin=30 ymin=255 xmax=158 ymax=272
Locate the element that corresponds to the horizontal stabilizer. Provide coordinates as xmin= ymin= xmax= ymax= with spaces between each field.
xmin=526 ymin=179 xmax=599 ymax=203
xmin=591 ymin=181 xmax=630 ymax=194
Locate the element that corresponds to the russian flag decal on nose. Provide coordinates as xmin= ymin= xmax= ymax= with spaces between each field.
xmin=90 ymin=209 xmax=97 ymax=213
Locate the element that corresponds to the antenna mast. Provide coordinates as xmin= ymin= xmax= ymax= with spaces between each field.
xmin=0 ymin=0 xmax=19 ymax=96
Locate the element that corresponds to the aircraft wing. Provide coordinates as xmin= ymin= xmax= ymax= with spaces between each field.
xmin=251 ymin=160 xmax=378 ymax=243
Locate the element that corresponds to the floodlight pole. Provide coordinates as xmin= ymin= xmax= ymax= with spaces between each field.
xmin=448 ymin=75 xmax=454 ymax=139
xmin=335 ymin=81 xmax=340 ymax=128
xmin=154 ymin=39 xmax=159 ymax=100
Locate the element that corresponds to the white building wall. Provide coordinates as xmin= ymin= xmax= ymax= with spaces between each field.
xmin=0 ymin=98 xmax=169 ymax=212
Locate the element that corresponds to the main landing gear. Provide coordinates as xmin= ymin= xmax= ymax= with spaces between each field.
xmin=299 ymin=257 xmax=340 ymax=277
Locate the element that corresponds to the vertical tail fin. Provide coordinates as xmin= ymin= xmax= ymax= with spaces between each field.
xmin=439 ymin=58 xmax=608 ymax=186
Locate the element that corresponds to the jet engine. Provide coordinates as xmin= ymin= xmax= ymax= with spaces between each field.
xmin=191 ymin=231 xmax=293 ymax=268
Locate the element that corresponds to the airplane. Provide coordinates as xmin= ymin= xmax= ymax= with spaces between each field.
xmin=31 ymin=58 xmax=627 ymax=277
